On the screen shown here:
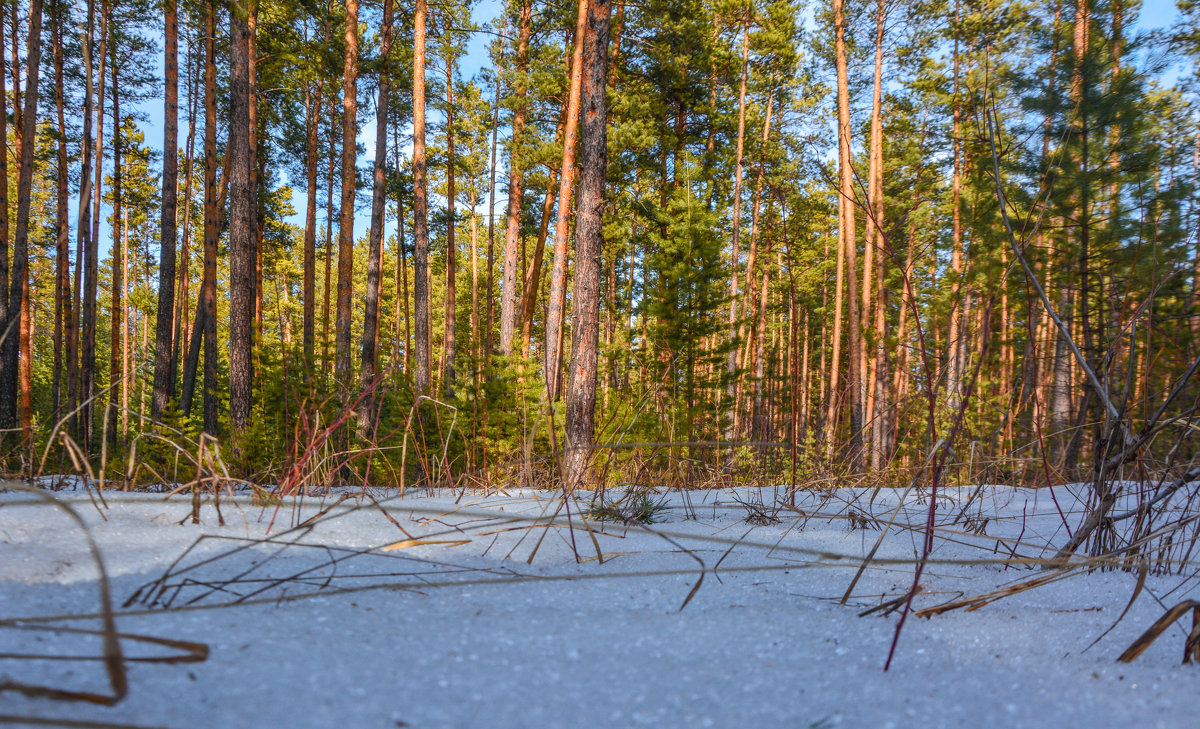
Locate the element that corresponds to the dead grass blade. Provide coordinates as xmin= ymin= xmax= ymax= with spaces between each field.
xmin=1117 ymin=600 xmax=1200 ymax=664
xmin=0 ymin=484 xmax=127 ymax=705
xmin=0 ymin=716 xmax=178 ymax=729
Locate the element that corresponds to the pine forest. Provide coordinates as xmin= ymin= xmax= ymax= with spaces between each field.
xmin=1 ymin=0 xmax=1198 ymax=527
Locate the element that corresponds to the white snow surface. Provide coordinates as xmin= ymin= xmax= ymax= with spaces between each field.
xmin=1 ymin=481 xmax=1198 ymax=728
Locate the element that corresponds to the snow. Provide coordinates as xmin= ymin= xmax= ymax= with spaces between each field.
xmin=2 ymin=481 xmax=1198 ymax=728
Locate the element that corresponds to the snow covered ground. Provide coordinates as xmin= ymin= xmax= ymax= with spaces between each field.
xmin=2 ymin=480 xmax=1198 ymax=728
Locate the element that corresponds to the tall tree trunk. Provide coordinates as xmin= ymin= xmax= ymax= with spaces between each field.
xmin=303 ymin=69 xmax=323 ymax=377
xmin=723 ymin=10 xmax=751 ymax=441
xmin=1 ymin=0 xmax=41 ymax=440
xmin=469 ymin=186 xmax=480 ymax=375
xmin=172 ymin=31 xmax=197 ymax=397
xmin=735 ymin=86 xmax=775 ymax=425
xmin=322 ymin=105 xmax=336 ymax=380
xmin=120 ymin=210 xmax=129 ymax=439
xmin=703 ymin=11 xmax=718 ymax=210
xmin=412 ymin=0 xmax=431 ymax=394
xmin=1192 ymin=127 xmax=1200 ymax=347
xmin=518 ymin=100 xmax=569 ymax=357
xmin=518 ymin=171 xmax=560 ymax=357
xmin=752 ymin=235 xmax=772 ymax=440
xmin=395 ymin=121 xmax=410 ymax=372
xmin=563 ymin=0 xmax=611 ymax=489
xmin=947 ymin=0 xmax=965 ymax=411
xmin=827 ymin=0 xmax=858 ymax=464
xmin=69 ymin=4 xmax=89 ymax=437
xmin=866 ymin=0 xmax=887 ymax=469
xmin=52 ymin=0 xmax=71 ymax=423
xmin=361 ymin=0 xmax=392 ymax=434
xmin=498 ymin=0 xmax=532 ymax=356
xmin=484 ymin=10 xmax=506 ymax=358
xmin=1065 ymin=0 xmax=1093 ymax=473
xmin=19 ymin=251 xmax=30 ymax=446
xmin=249 ymin=6 xmax=262 ymax=365
xmin=889 ymin=219 xmax=918 ymax=460
xmin=443 ymin=44 xmax=458 ymax=397
xmin=86 ymin=2 xmax=108 ymax=448
xmin=106 ymin=43 xmax=123 ymax=449
xmin=0 ymin=0 xmax=10 ymax=436
xmin=182 ymin=0 xmax=219 ymax=437
xmin=228 ymin=0 xmax=255 ymax=433
xmin=335 ymin=0 xmax=359 ymax=385
xmin=543 ymin=0 xmax=590 ymax=401
xmin=77 ymin=0 xmax=100 ymax=448
xmin=152 ymin=0 xmax=179 ymax=420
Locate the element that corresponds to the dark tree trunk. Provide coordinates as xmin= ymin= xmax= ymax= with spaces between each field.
xmin=106 ymin=37 xmax=123 ymax=449
xmin=360 ymin=0 xmax=392 ymax=434
xmin=322 ymin=103 xmax=335 ymax=380
xmin=563 ymin=0 xmax=611 ymax=489
xmin=443 ymin=44 xmax=457 ymax=397
xmin=484 ymin=10 xmax=506 ymax=358
xmin=335 ymin=0 xmax=359 ymax=386
xmin=303 ymin=68 xmax=323 ymax=377
xmin=250 ymin=8 xmax=262 ymax=360
xmin=518 ymin=161 xmax=562 ymax=357
xmin=0 ymin=0 xmax=10 ymax=428
xmin=1 ymin=0 xmax=41 ymax=438
xmin=228 ymin=0 xmax=255 ymax=433
xmin=152 ymin=0 xmax=179 ymax=420
xmin=395 ymin=132 xmax=410 ymax=372
xmin=172 ymin=30 xmax=197 ymax=414
xmin=182 ymin=0 xmax=220 ymax=437
xmin=81 ymin=2 xmax=108 ymax=451
xmin=498 ymin=0 xmax=531 ymax=356
xmin=52 ymin=0 xmax=72 ymax=423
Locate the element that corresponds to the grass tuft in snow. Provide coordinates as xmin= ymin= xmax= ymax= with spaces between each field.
xmin=587 ymin=490 xmax=668 ymax=525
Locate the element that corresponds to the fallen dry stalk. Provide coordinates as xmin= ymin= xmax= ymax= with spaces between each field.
xmin=1117 ymin=600 xmax=1200 ymax=665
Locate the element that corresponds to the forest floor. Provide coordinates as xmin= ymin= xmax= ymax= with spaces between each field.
xmin=1 ymin=480 xmax=1197 ymax=728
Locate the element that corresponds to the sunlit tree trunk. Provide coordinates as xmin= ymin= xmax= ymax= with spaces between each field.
xmin=736 ymin=86 xmax=775 ymax=424
xmin=829 ymin=0 xmax=861 ymax=466
xmin=946 ymin=0 xmax=966 ymax=415
xmin=751 ymin=235 xmax=772 ymax=440
xmin=412 ymin=0 xmax=431 ymax=394
xmin=866 ymin=0 xmax=887 ymax=469
xmin=544 ymin=0 xmax=590 ymax=401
